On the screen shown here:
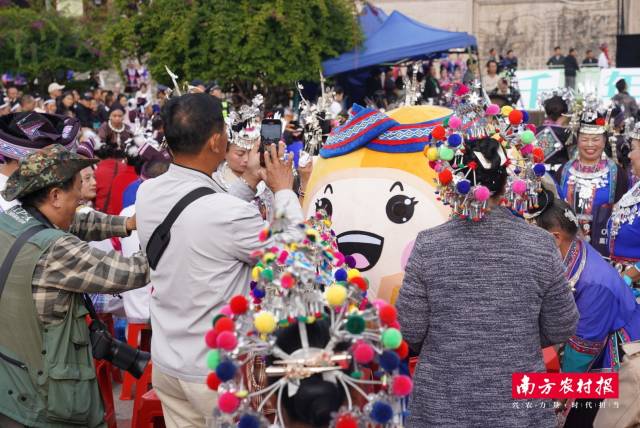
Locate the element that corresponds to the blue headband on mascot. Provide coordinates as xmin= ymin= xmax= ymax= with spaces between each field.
xmin=320 ymin=104 xmax=450 ymax=158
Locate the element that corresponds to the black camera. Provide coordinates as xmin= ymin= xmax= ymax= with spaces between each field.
xmin=88 ymin=318 xmax=150 ymax=379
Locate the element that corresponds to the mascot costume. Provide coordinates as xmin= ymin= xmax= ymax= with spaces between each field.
xmin=303 ymin=104 xmax=452 ymax=303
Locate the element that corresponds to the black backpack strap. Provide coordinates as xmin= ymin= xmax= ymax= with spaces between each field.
xmin=0 ymin=224 xmax=48 ymax=301
xmin=146 ymin=186 xmax=215 ymax=270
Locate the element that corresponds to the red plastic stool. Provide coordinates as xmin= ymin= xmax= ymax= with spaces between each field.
xmin=95 ymin=359 xmax=117 ymax=428
xmin=120 ymin=322 xmax=151 ymax=400
xmin=131 ymin=362 xmax=154 ymax=427
xmin=543 ymin=346 xmax=560 ymax=372
xmin=133 ymin=389 xmax=165 ymax=428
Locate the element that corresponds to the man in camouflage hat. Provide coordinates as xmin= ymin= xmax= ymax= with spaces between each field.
xmin=0 ymin=145 xmax=149 ymax=428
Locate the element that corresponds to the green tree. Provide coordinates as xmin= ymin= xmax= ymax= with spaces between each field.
xmin=100 ymin=0 xmax=361 ymax=98
xmin=0 ymin=6 xmax=105 ymax=91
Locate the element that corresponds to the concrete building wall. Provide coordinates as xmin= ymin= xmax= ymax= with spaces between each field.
xmin=375 ymin=0 xmax=621 ymax=69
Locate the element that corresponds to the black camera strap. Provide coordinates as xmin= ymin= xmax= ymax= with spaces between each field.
xmin=146 ymin=186 xmax=215 ymax=270
xmin=81 ymin=293 xmax=100 ymax=321
xmin=0 ymin=224 xmax=47 ymax=301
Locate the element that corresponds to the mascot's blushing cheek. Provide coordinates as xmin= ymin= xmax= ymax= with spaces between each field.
xmin=306 ymin=168 xmax=446 ymax=298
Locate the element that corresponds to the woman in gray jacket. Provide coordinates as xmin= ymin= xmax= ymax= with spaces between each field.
xmin=397 ymin=137 xmax=579 ymax=427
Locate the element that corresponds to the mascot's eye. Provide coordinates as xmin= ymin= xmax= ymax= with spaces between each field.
xmin=386 ymin=195 xmax=417 ymax=224
xmin=315 ymin=197 xmax=333 ymax=217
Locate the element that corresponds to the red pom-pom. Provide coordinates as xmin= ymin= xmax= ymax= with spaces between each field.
xmin=218 ymin=392 xmax=240 ymax=413
xmin=214 ymin=317 xmax=235 ymax=334
xmin=353 ymin=342 xmax=375 ymax=364
xmin=379 ymin=305 xmax=397 ymax=325
xmin=438 ymin=169 xmax=453 ymax=185
xmin=428 ymin=160 xmax=437 ymax=170
xmin=205 ymin=329 xmax=218 ymax=348
xmin=508 ymin=109 xmax=523 ymax=125
xmin=206 ymin=372 xmax=221 ymax=390
xmin=595 ymin=117 xmax=606 ymax=126
xmin=467 ymin=161 xmax=478 ymax=170
xmin=532 ymin=147 xmax=545 ymax=163
xmin=391 ymin=375 xmax=413 ymax=397
xmin=349 ymin=276 xmax=368 ymax=291
xmin=216 ymin=331 xmax=238 ymax=351
xmin=431 ymin=125 xmax=446 ymax=140
xmin=395 ymin=340 xmax=409 ymax=359
xmin=229 ymin=295 xmax=249 ymax=315
xmin=336 ymin=413 xmax=359 ymax=428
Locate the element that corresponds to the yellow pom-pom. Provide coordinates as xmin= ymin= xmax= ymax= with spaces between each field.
xmin=347 ymin=268 xmax=361 ymax=281
xmin=263 ymin=252 xmax=276 ymax=263
xmin=305 ymin=315 xmax=316 ymax=324
xmin=236 ymin=390 xmax=249 ymax=398
xmin=323 ymin=219 xmax=332 ymax=228
xmin=325 ymin=284 xmax=347 ymax=306
xmin=251 ymin=266 xmax=263 ymax=281
xmin=424 ymin=147 xmax=439 ymax=161
xmin=501 ymin=105 xmax=513 ymax=117
xmin=254 ymin=311 xmax=277 ymax=334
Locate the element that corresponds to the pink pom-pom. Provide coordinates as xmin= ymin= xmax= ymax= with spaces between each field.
xmin=448 ymin=116 xmax=462 ymax=130
xmin=520 ymin=144 xmax=533 ymax=156
xmin=353 ymin=342 xmax=375 ymax=364
xmin=526 ymin=123 xmax=537 ymax=133
xmin=486 ymin=104 xmax=500 ymax=116
xmin=277 ymin=250 xmax=289 ymax=264
xmin=220 ymin=305 xmax=233 ymax=317
xmin=455 ymin=84 xmax=469 ymax=96
xmin=218 ymin=392 xmax=240 ymax=413
xmin=216 ymin=331 xmax=238 ymax=351
xmin=474 ymin=186 xmax=491 ymax=202
xmin=373 ymin=299 xmax=387 ymax=310
xmin=258 ymin=228 xmax=270 ymax=242
xmin=205 ymin=329 xmax=218 ymax=348
xmin=392 ymin=375 xmax=413 ymax=397
xmin=333 ymin=251 xmax=345 ymax=266
xmin=512 ymin=179 xmax=527 ymax=195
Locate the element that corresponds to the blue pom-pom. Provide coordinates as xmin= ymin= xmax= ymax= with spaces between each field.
xmin=334 ymin=268 xmax=348 ymax=282
xmin=253 ymin=287 xmax=266 ymax=299
xmin=533 ymin=163 xmax=546 ymax=177
xmin=379 ymin=350 xmax=400 ymax=372
xmin=216 ymin=360 xmax=237 ymax=382
xmin=456 ymin=179 xmax=471 ymax=194
xmin=447 ymin=134 xmax=462 ymax=147
xmin=370 ymin=401 xmax=394 ymax=424
xmin=514 ymin=167 xmax=521 ymax=175
xmin=238 ymin=414 xmax=261 ymax=428
xmin=522 ymin=111 xmax=529 ymax=122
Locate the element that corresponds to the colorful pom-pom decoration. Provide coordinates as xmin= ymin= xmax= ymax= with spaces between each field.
xmin=346 ymin=314 xmax=366 ymax=334
xmin=473 ymin=185 xmax=491 ymax=202
xmin=334 ymin=268 xmax=348 ymax=282
xmin=280 ymin=273 xmax=295 ymax=289
xmin=325 ymin=284 xmax=348 ymax=306
xmin=381 ymin=328 xmax=403 ymax=350
xmin=501 ymin=105 xmax=514 ymax=117
xmin=238 ymin=414 xmax=261 ymax=428
xmin=349 ymin=276 xmax=368 ymax=292
xmin=216 ymin=331 xmax=238 ymax=351
xmin=345 ymin=255 xmax=357 ymax=269
xmin=347 ymin=268 xmax=361 ymax=281
xmin=214 ymin=317 xmax=235 ymax=334
xmin=520 ymin=144 xmax=533 ymax=156
xmin=218 ymin=392 xmax=240 ymax=414
xmin=254 ymin=311 xmax=277 ymax=334
xmin=456 ymin=179 xmax=471 ymax=195
xmin=229 ymin=295 xmax=249 ymax=315
xmin=508 ymin=109 xmax=523 ymax=125
xmin=370 ymin=401 xmax=394 ymax=424
xmin=205 ymin=329 xmax=218 ymax=348
xmin=395 ymin=340 xmax=410 ymax=359
xmin=438 ymin=146 xmax=455 ymax=161
xmin=532 ymin=147 xmax=545 ymax=163
xmin=431 ymin=125 xmax=446 ymax=140
xmin=448 ymin=115 xmax=462 ymax=129
xmin=533 ymin=163 xmax=547 ymax=177
xmin=438 ymin=169 xmax=453 ymax=185
xmin=425 ymin=146 xmax=439 ymax=161
xmin=520 ymin=130 xmax=535 ymax=145
xmin=486 ymin=103 xmax=500 ymax=116
xmin=379 ymin=305 xmax=397 ymax=325
xmin=353 ymin=342 xmax=375 ymax=364
xmin=258 ymin=227 xmax=270 ymax=242
xmin=215 ymin=360 xmax=237 ymax=382
xmin=595 ymin=117 xmax=606 ymax=126
xmin=335 ymin=412 xmax=359 ymax=428
xmin=379 ymin=349 xmax=401 ymax=372
xmin=391 ymin=375 xmax=414 ymax=397
xmin=511 ymin=179 xmax=527 ymax=195
xmin=447 ymin=133 xmax=462 ymax=147
xmin=522 ymin=110 xmax=530 ymax=122
xmin=206 ymin=372 xmax=221 ymax=390
xmin=207 ymin=349 xmax=221 ymax=371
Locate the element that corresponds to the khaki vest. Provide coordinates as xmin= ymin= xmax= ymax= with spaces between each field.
xmin=0 ymin=207 xmax=105 ymax=427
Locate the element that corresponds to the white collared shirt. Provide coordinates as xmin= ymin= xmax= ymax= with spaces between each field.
xmin=136 ymin=163 xmax=303 ymax=382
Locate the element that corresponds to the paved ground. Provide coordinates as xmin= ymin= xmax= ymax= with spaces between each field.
xmin=113 ymin=382 xmax=134 ymax=428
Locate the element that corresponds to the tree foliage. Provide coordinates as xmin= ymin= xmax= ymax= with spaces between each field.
xmin=100 ymin=0 xmax=362 ymax=90
xmin=0 ymin=6 xmax=105 ymax=88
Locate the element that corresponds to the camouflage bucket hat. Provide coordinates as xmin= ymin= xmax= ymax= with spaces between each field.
xmin=1 ymin=144 xmax=98 ymax=202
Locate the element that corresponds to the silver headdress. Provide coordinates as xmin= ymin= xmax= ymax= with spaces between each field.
xmin=297 ymin=82 xmax=333 ymax=154
xmin=569 ymin=93 xmax=611 ymax=135
xmin=537 ymin=87 xmax=575 ymax=114
xmin=227 ymin=95 xmax=264 ymax=150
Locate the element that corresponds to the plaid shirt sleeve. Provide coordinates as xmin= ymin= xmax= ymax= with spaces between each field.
xmin=32 ymin=234 xmax=149 ymax=322
xmin=70 ymin=210 xmax=130 ymax=242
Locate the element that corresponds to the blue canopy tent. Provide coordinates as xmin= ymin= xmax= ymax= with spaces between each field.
xmin=323 ymin=10 xmax=476 ymax=77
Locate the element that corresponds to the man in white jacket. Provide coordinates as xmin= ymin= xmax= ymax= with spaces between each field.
xmin=136 ymin=93 xmax=302 ymax=428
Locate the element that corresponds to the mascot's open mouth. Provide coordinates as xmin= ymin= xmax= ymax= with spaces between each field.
xmin=336 ymin=231 xmax=384 ymax=271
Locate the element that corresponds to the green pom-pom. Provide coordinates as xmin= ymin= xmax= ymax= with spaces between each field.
xmin=346 ymin=314 xmax=366 ymax=334
xmin=439 ymin=147 xmax=455 ymax=161
xmin=520 ymin=130 xmax=535 ymax=144
xmin=443 ymin=116 xmax=450 ymax=127
xmin=207 ymin=350 xmax=220 ymax=370
xmin=256 ymin=261 xmax=264 ymax=269
xmin=351 ymin=370 xmax=363 ymax=379
xmin=261 ymin=268 xmax=274 ymax=281
xmin=381 ymin=328 xmax=402 ymax=350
